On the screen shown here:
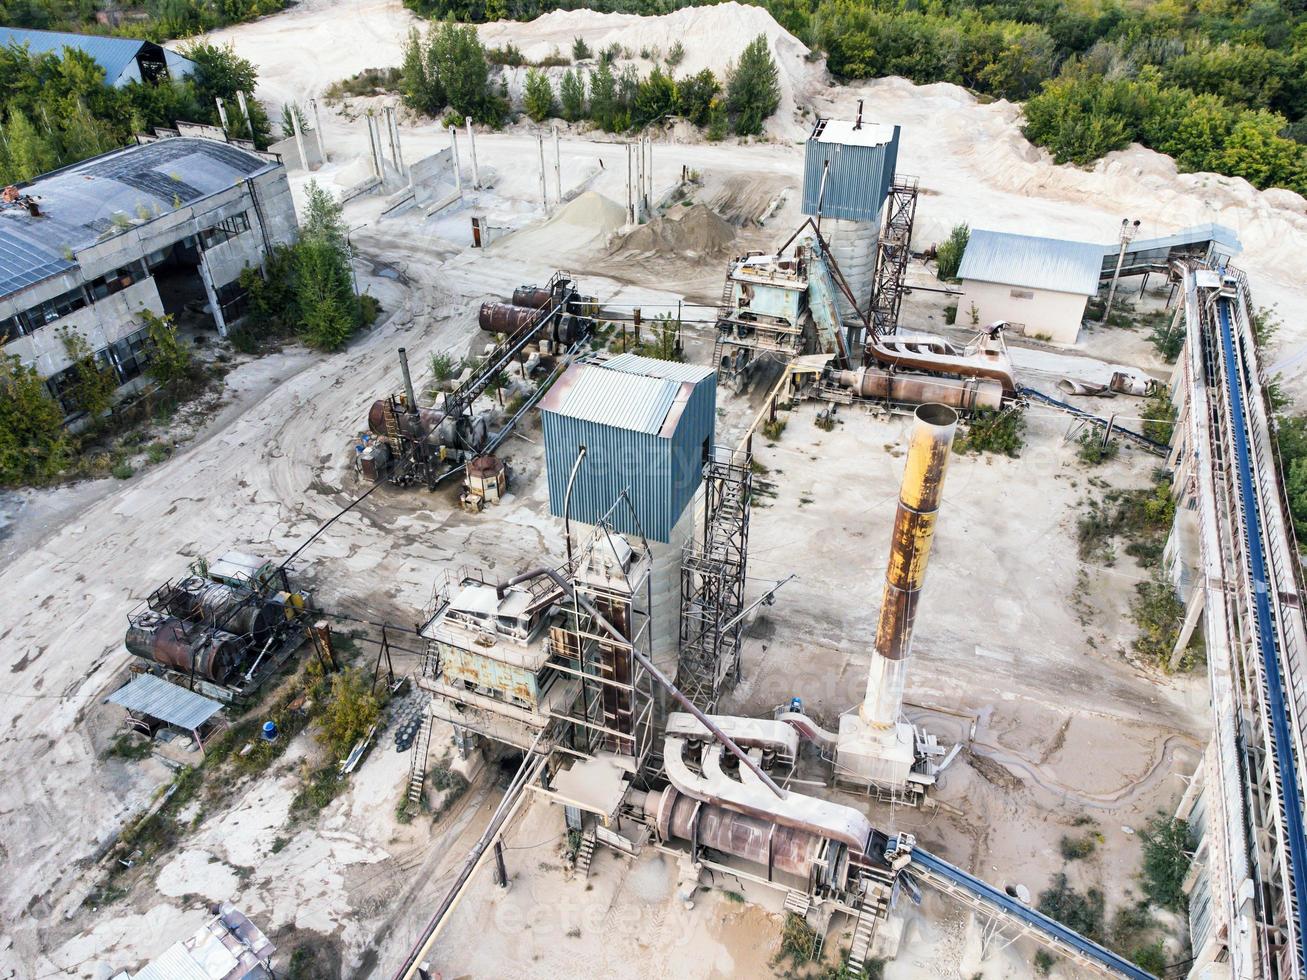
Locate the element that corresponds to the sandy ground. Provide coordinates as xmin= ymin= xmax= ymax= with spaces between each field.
xmin=1 ymin=1 xmax=1305 ymax=977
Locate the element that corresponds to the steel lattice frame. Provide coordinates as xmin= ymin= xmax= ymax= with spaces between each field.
xmin=864 ymin=175 xmax=919 ymax=351
xmin=677 ymin=447 xmax=752 ymax=711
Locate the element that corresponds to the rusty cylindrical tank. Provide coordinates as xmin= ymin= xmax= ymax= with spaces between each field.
xmin=479 ymin=302 xmax=542 ymax=334
xmin=861 ymin=403 xmax=958 ymax=729
xmin=642 ymin=786 xmax=838 ymax=884
xmin=833 ymin=367 xmax=1002 ymax=412
xmin=125 ymin=615 xmax=242 ymax=683
xmin=169 ymin=579 xmax=280 ymax=640
xmin=511 ymin=285 xmax=554 ymax=310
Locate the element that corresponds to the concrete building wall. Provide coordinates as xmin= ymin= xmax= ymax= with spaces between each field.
xmin=203 ymin=230 xmax=263 ymax=288
xmin=957 ymin=279 xmax=1089 ymax=345
xmin=2 ymin=279 xmax=165 ymax=378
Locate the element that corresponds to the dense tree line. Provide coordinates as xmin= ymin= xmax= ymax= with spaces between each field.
xmin=403 ymin=0 xmax=1307 ymax=194
xmin=0 ymin=0 xmax=285 ymax=43
xmin=400 ymin=23 xmax=779 ymax=136
xmin=0 ymin=41 xmax=273 ymax=184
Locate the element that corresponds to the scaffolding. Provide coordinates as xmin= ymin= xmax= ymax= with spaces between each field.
xmin=865 ymin=175 xmax=919 ymax=348
xmin=544 ymin=523 xmax=658 ymax=770
xmin=677 ymin=445 xmax=753 ymax=711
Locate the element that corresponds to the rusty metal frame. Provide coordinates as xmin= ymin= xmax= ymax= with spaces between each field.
xmin=863 ymin=175 xmax=919 ymax=352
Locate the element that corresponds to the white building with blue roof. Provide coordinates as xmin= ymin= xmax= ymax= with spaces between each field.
xmin=0 ymin=136 xmax=297 ymax=420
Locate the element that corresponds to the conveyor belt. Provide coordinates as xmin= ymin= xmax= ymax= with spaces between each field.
xmin=1019 ymin=385 xmax=1169 ymax=456
xmin=910 ymin=848 xmax=1155 ymax=979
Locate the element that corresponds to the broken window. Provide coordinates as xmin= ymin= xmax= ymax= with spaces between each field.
xmin=200 ymin=211 xmax=252 ymax=249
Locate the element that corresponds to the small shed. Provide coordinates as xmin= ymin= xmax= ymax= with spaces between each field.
xmin=539 ymin=353 xmax=715 ymax=543
xmin=108 ymin=674 xmax=225 ymax=754
xmin=956 ymin=230 xmax=1105 ymax=345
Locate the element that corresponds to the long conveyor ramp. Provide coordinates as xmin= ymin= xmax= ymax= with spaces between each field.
xmin=1019 ymin=385 xmax=1169 ymax=456
xmin=910 ymin=848 xmax=1156 ymax=979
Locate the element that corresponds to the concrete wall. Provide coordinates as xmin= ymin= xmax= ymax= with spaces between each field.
xmin=203 ymin=230 xmax=263 ymax=288
xmin=268 ymin=132 xmax=323 ymax=172
xmin=957 ymin=279 xmax=1089 ymax=345
xmin=2 ymin=278 xmax=165 ymax=378
xmin=410 ymin=147 xmax=460 ymax=211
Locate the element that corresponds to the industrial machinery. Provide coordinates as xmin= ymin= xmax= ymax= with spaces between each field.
xmin=359 ymin=272 xmax=596 ymax=490
xmin=124 ymin=550 xmax=309 ymax=701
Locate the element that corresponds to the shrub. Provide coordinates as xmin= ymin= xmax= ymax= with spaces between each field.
xmin=935 ymin=223 xmax=969 ymax=281
xmin=142 ymin=311 xmax=195 ymax=388
xmin=666 ymin=40 xmax=685 ymax=68
xmin=572 ymin=37 xmax=591 ymax=61
xmin=316 ymin=667 xmax=381 ymax=758
xmin=1130 ymin=577 xmax=1194 ymax=670
xmin=1060 ymin=833 xmax=1097 ymax=860
xmin=1037 ymin=873 xmax=1105 ymax=943
xmin=953 ymin=407 xmax=1025 ymax=457
xmin=1076 ymin=427 xmax=1119 ymax=465
xmin=1142 ymin=387 xmax=1176 ymax=445
xmin=675 ymin=69 xmax=719 ymax=126
xmin=111 ymin=459 xmax=134 ymax=480
xmin=1147 ymin=318 xmax=1184 ymax=362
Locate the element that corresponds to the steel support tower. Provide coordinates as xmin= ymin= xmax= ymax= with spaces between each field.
xmin=677 ymin=446 xmax=752 ymax=710
xmin=864 ymin=175 xmax=919 ymax=349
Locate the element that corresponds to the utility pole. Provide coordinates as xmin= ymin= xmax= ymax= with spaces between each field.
xmin=310 ymin=98 xmax=327 ymax=161
xmin=449 ymin=125 xmax=462 ymax=195
xmin=552 ymin=123 xmax=562 ymax=206
xmin=1102 ymin=218 xmax=1140 ymax=324
xmin=537 ymin=134 xmax=548 ymax=210
xmin=465 ymin=116 xmax=480 ymax=189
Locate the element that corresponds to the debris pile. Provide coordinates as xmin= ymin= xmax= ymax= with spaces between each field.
xmin=611 ymin=204 xmax=736 ymax=257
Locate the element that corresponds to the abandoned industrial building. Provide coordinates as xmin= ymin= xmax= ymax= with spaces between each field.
xmin=0 ymin=27 xmax=196 ymax=86
xmin=0 ymin=136 xmax=296 ymax=418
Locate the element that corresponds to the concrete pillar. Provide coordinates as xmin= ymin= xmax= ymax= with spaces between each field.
xmin=386 ymin=106 xmax=402 ymax=175
xmin=196 ymin=247 xmax=228 ymax=337
xmin=645 ymin=136 xmax=653 ymax=208
xmin=215 ymin=98 xmax=230 ymax=134
xmin=310 ymin=98 xmax=328 ymax=161
xmin=465 ymin=117 xmax=480 ymax=189
xmin=626 ymin=143 xmax=634 ymax=223
xmin=365 ymin=114 xmax=381 ymax=179
xmin=449 ymin=125 xmax=462 ymax=195
xmin=290 ymin=106 xmax=309 ymax=173
xmin=1169 ymin=588 xmax=1204 ymax=672
xmin=537 ymin=134 xmax=548 ymax=210
xmin=552 ymin=123 xmax=562 ymax=205
xmin=235 ymin=90 xmax=256 ymax=143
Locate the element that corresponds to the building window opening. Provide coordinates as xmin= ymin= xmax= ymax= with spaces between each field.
xmin=147 ymin=239 xmax=216 ymax=330
xmin=200 ymin=212 xmax=251 ymax=249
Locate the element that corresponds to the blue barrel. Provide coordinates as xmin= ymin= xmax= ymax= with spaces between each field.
xmin=262 ymin=720 xmax=278 ymax=741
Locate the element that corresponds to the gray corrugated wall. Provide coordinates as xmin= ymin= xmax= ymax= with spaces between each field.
xmin=801 ymin=127 xmax=899 ymax=223
xmin=542 ymin=374 xmax=715 ymax=543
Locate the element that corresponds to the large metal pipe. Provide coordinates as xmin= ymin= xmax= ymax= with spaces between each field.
xmin=861 ymin=403 xmax=957 ymax=728
xmin=479 ymin=302 xmax=543 ymax=334
xmin=834 ymin=367 xmax=1002 ymax=412
xmin=511 ymin=286 xmax=554 ymax=310
xmin=642 ymin=786 xmax=831 ymax=882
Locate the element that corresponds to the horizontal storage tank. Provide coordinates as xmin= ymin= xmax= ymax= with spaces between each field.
xmin=126 ymin=613 xmax=242 ymax=683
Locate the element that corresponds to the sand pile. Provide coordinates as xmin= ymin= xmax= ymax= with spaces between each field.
xmin=479 ymin=2 xmax=821 ymax=140
xmin=492 ymin=190 xmax=627 ymax=257
xmin=707 ymin=174 xmax=788 ymax=226
xmin=611 ymin=204 xmax=736 ymax=256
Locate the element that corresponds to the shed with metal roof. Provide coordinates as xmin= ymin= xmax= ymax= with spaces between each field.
xmin=0 ymin=27 xmax=195 ymax=86
xmin=956 ymin=229 xmax=1106 ymax=345
xmin=802 ymin=117 xmax=899 ymax=224
xmin=539 ymin=354 xmax=715 ymax=542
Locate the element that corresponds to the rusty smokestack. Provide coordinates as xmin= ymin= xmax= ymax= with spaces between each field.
xmin=861 ymin=403 xmax=957 ymax=728
xmin=398 ymin=347 xmax=418 ymax=413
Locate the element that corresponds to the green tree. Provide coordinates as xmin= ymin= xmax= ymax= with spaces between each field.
xmin=523 ymin=68 xmax=555 ymax=122
xmin=571 ymin=36 xmax=591 ymax=61
xmin=59 ymin=329 xmax=117 ymax=419
xmin=935 ymin=223 xmax=970 ymax=280
xmin=5 ymin=108 xmax=57 ymax=181
xmin=143 ymin=311 xmax=195 ymax=387
xmin=589 ymin=60 xmax=619 ymax=132
xmin=675 ymin=69 xmax=719 ymax=126
xmin=296 ymin=237 xmax=356 ymax=351
xmin=301 ymin=179 xmax=348 ymax=251
xmin=400 ymin=26 xmax=444 ymax=115
xmin=726 ymin=35 xmax=780 ymax=137
xmin=0 ymin=352 xmax=69 ymax=486
xmin=633 ymin=66 xmax=676 ymax=127
xmin=429 ymin=22 xmax=501 ymax=125
xmin=1139 ymin=816 xmax=1191 ymax=912
xmin=559 ymin=69 xmax=586 ymax=122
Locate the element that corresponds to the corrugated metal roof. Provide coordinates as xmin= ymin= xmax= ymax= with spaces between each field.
xmin=802 ymin=118 xmax=899 ymax=224
xmin=1 ymin=136 xmax=278 ymax=299
xmin=1122 ymin=222 xmax=1242 ymax=257
xmin=108 ymin=674 xmax=223 ymax=730
xmin=958 ymin=229 xmax=1104 ymax=296
xmin=602 ymin=352 xmax=715 ymax=384
xmin=0 ymin=27 xmax=149 ymax=82
xmin=545 ymin=364 xmax=681 ymax=436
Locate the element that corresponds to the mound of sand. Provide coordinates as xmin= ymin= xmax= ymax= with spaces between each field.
xmin=479 ymin=2 xmax=821 ymax=140
xmin=492 ymin=190 xmax=628 ymax=257
xmin=610 ymin=204 xmax=736 ymax=256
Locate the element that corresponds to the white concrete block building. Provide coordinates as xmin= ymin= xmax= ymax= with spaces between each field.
xmin=0 ymin=137 xmax=298 ymax=418
xmin=956 ymin=229 xmax=1105 ymax=345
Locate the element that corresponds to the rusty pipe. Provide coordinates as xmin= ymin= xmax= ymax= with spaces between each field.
xmin=833 ymin=367 xmax=1002 ymax=412
xmin=398 ymin=347 xmax=418 ymax=413
xmin=861 ymin=403 xmax=957 ymax=728
xmin=512 ymin=285 xmax=554 ymax=309
xmin=479 ymin=302 xmax=544 ymax=334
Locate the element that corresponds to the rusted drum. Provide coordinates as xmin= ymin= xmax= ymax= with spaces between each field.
xmin=125 ymin=615 xmax=242 ymax=683
xmin=479 ymin=302 xmax=543 ymax=334
xmin=511 ymin=286 xmax=554 ymax=310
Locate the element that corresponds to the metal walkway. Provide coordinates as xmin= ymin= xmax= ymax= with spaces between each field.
xmin=910 ymin=848 xmax=1155 ymax=979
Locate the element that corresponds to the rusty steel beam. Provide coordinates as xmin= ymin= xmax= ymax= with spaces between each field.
xmin=862 ymin=403 xmax=957 ymax=727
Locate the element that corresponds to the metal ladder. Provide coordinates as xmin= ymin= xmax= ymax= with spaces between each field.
xmin=847 ymin=897 xmax=877 ymax=976
xmin=406 ymin=706 xmax=435 ymax=806
xmin=575 ymin=829 xmax=597 ymax=878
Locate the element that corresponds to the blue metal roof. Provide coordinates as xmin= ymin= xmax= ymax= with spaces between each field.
xmin=802 ymin=118 xmax=899 ymax=224
xmin=0 ymin=137 xmax=277 ymax=300
xmin=0 ymin=27 xmax=147 ymax=82
xmin=958 ymin=229 xmax=1104 ymax=296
